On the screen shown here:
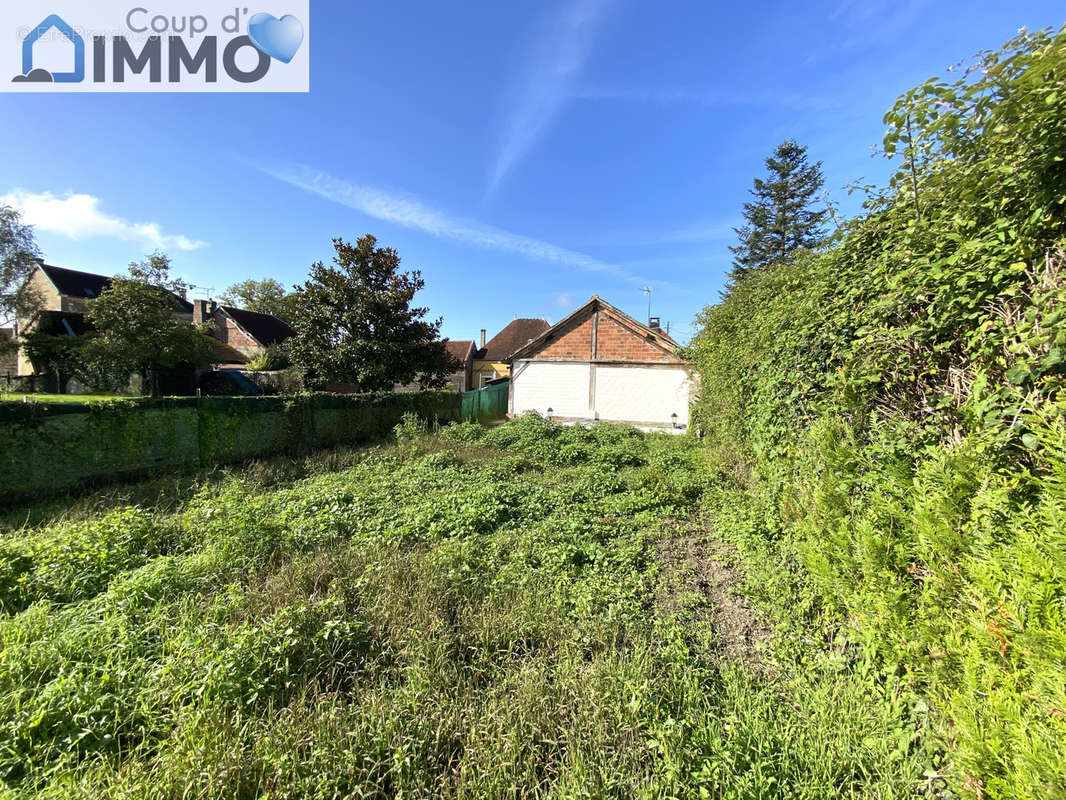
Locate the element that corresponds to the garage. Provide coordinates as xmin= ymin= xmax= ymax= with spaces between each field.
xmin=508 ymin=296 xmax=693 ymax=429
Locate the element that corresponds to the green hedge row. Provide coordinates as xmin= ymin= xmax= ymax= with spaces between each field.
xmin=687 ymin=28 xmax=1066 ymax=797
xmin=0 ymin=391 xmax=460 ymax=502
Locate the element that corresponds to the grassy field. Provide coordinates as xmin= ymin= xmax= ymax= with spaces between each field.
xmin=0 ymin=415 xmax=942 ymax=798
xmin=0 ymin=393 xmax=134 ymax=405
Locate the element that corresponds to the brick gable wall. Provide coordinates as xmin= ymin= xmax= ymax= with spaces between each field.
xmin=216 ymin=314 xmax=261 ymax=353
xmin=537 ymin=315 xmax=593 ymax=359
xmin=596 ymin=314 xmax=675 ymax=362
xmin=527 ymin=308 xmax=677 ymax=363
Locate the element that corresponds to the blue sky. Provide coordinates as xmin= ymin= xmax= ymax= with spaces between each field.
xmin=1 ymin=0 xmax=1062 ymax=344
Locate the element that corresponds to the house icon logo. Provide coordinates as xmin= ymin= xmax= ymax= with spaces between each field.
xmin=12 ymin=14 xmax=84 ymax=84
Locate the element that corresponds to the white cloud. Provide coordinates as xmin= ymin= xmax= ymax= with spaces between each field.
xmin=0 ymin=189 xmax=207 ymax=251
xmin=258 ymin=162 xmax=673 ymax=289
xmin=488 ymin=0 xmax=614 ymax=192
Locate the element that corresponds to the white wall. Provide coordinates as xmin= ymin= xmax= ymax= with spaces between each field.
xmin=511 ymin=361 xmax=591 ymax=418
xmin=593 ymin=366 xmax=691 ymax=426
xmin=511 ymin=361 xmax=692 ymax=426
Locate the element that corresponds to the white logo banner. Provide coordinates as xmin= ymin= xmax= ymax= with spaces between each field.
xmin=4 ymin=2 xmax=309 ymax=92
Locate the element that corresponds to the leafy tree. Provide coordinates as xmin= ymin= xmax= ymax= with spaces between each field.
xmin=287 ymin=235 xmax=456 ymax=391
xmin=85 ymin=253 xmax=213 ymax=396
xmin=220 ymin=278 xmax=298 ymax=321
xmin=0 ymin=204 xmax=43 ymax=355
xmin=729 ymin=139 xmax=827 ymax=279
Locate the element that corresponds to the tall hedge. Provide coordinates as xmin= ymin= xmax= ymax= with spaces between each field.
xmin=689 ymin=28 xmax=1066 ymax=798
xmin=0 ymin=391 xmax=460 ymax=502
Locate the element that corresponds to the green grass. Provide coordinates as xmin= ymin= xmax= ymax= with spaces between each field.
xmin=0 ymin=393 xmax=134 ymax=405
xmin=0 ymin=415 xmax=941 ymax=798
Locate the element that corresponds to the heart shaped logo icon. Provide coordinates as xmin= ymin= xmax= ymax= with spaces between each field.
xmin=248 ymin=13 xmax=304 ymax=64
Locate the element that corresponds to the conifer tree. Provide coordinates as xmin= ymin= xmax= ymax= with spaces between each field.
xmin=729 ymin=140 xmax=827 ymax=279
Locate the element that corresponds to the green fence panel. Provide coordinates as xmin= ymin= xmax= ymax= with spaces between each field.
xmin=462 ymin=380 xmax=508 ymax=421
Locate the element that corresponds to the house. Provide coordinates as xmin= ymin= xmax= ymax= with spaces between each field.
xmin=473 ymin=318 xmax=550 ymax=388
xmin=192 ymin=300 xmax=296 ymax=366
xmin=15 ymin=260 xmax=193 ymax=375
xmin=390 ymin=338 xmax=476 ymax=394
xmin=444 ymin=339 xmax=476 ymax=391
xmin=13 ymin=262 xmax=296 ymax=375
xmin=508 ymin=296 xmax=694 ymax=430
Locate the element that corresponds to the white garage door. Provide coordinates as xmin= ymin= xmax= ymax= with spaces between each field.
xmin=511 ymin=361 xmax=591 ymax=418
xmin=593 ymin=366 xmax=690 ymax=426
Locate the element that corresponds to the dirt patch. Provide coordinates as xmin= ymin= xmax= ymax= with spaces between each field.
xmin=655 ymin=521 xmax=771 ymax=673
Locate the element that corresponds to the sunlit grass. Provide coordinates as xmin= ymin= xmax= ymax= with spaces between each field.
xmin=0 ymin=415 xmax=938 ymax=798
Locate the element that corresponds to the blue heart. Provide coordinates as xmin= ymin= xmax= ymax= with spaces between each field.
xmin=248 ymin=13 xmax=303 ymax=64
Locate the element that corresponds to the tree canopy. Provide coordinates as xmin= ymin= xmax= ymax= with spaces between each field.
xmin=85 ymin=253 xmax=213 ymax=395
xmin=0 ymin=204 xmax=42 ymax=353
xmin=287 ymin=235 xmax=455 ymax=391
xmin=729 ymin=139 xmax=827 ymax=279
xmin=220 ymin=278 xmax=298 ymax=321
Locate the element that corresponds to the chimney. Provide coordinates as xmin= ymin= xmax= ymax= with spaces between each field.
xmin=480 ymin=329 xmax=486 ymax=348
xmin=649 ymin=316 xmax=661 ymax=330
xmin=193 ymin=299 xmax=215 ymax=325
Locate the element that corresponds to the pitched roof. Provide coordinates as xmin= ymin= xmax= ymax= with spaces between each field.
xmin=38 ymin=262 xmax=194 ymax=312
xmin=509 ymin=296 xmax=682 ymax=361
xmin=444 ymin=339 xmax=475 ymax=363
xmin=219 ymin=305 xmax=296 ymax=348
xmin=477 ymin=318 xmax=550 ymax=361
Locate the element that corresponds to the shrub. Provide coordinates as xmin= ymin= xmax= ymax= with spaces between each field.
xmin=688 ymin=27 xmax=1066 ymax=798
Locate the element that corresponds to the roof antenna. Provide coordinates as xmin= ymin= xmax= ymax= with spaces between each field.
xmin=641 ymin=286 xmax=652 ymax=325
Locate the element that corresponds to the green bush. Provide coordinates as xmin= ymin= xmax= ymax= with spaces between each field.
xmin=688 ymin=27 xmax=1066 ymax=798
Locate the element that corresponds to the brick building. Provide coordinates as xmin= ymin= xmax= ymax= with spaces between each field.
xmin=14 ymin=261 xmax=193 ymax=375
xmin=193 ymin=300 xmax=296 ymax=365
xmin=508 ymin=296 xmax=693 ymax=430
xmin=13 ymin=262 xmax=295 ymax=375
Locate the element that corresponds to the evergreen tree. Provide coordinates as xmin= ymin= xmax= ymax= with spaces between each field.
xmin=729 ymin=140 xmax=827 ymax=278
xmin=287 ymin=235 xmax=455 ymax=391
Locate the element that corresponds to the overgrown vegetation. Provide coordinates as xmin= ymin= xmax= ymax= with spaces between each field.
xmin=689 ymin=27 xmax=1066 ymax=798
xmin=0 ymin=415 xmax=939 ymax=798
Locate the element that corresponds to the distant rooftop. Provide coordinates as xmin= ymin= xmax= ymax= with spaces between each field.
xmin=38 ymin=262 xmax=194 ymax=313
xmin=219 ymin=305 xmax=295 ymax=347
xmin=477 ymin=318 xmax=550 ymax=360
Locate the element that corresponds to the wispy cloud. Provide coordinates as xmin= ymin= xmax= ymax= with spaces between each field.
xmin=488 ymin=0 xmax=614 ymax=192
xmin=579 ymin=217 xmax=741 ymax=248
xmin=258 ymin=162 xmax=672 ymax=288
xmin=572 ymin=85 xmax=843 ymax=112
xmin=827 ymin=0 xmax=929 ymax=50
xmin=0 ymin=189 xmax=207 ymax=251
